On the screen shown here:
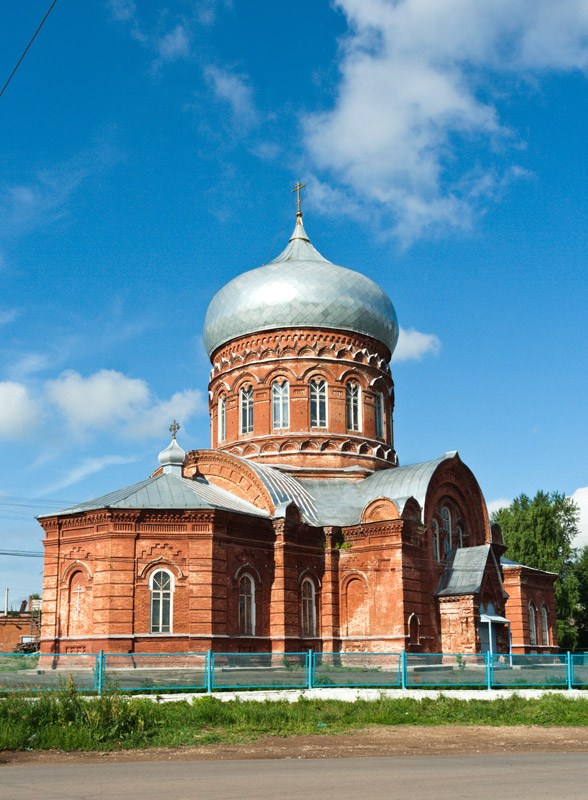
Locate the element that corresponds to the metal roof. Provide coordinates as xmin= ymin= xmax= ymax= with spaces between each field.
xmin=202 ymin=218 xmax=399 ymax=357
xmin=39 ymin=451 xmax=456 ymax=528
xmin=38 ymin=472 xmax=270 ymax=519
xmin=244 ymin=452 xmax=456 ymax=527
xmin=435 ymin=545 xmax=491 ymax=596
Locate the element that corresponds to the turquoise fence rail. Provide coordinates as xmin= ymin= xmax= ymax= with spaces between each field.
xmin=211 ymin=652 xmax=308 ymax=690
xmin=1 ymin=650 xmax=584 ymax=693
xmin=571 ymin=654 xmax=588 ymax=687
xmin=0 ymin=652 xmax=99 ymax=691
xmin=405 ymin=653 xmax=488 ymax=687
xmin=312 ymin=652 xmax=402 ymax=688
xmin=491 ymin=654 xmax=568 ymax=687
xmin=101 ymin=651 xmax=208 ymax=692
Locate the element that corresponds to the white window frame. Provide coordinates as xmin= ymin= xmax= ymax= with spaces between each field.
xmin=310 ymin=379 xmax=328 ymax=428
xmin=218 ymin=394 xmax=226 ymax=442
xmin=239 ymin=385 xmax=254 ymax=434
xmin=346 ymin=381 xmax=361 ymax=432
xmin=239 ymin=574 xmax=255 ymax=636
xmin=374 ymin=391 xmax=385 ymax=438
xmin=272 ymin=379 xmax=290 ymax=429
xmin=149 ymin=569 xmax=174 ymax=634
xmin=301 ymin=578 xmax=316 ymax=637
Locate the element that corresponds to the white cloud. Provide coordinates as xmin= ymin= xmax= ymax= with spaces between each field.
xmin=0 ymin=309 xmax=19 ymax=327
xmin=205 ymin=66 xmax=259 ymax=131
xmin=106 ymin=0 xmax=136 ymax=22
xmin=303 ymin=0 xmax=588 ymax=242
xmin=125 ymin=389 xmax=206 ymax=439
xmin=486 ymin=497 xmax=513 ymax=517
xmin=40 ymin=455 xmax=140 ymax=494
xmin=0 ymin=382 xmax=40 ymax=439
xmin=46 ymin=369 xmax=150 ymax=430
xmin=571 ymin=487 xmax=588 ymax=549
xmin=157 ymin=25 xmax=190 ymax=61
xmin=45 ymin=369 xmax=205 ymax=439
xmin=392 ymin=326 xmax=441 ymax=362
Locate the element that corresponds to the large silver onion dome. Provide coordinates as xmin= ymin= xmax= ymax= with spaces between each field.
xmin=203 ymin=216 xmax=399 ymax=358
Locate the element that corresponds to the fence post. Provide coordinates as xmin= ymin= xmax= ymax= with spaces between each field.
xmin=567 ymin=651 xmax=573 ymax=691
xmin=485 ymin=652 xmax=491 ymax=691
xmin=307 ymin=649 xmax=313 ymax=690
xmin=97 ymin=650 xmax=104 ymax=694
xmin=401 ymin=650 xmax=406 ymax=690
xmin=207 ymin=650 xmax=213 ymax=693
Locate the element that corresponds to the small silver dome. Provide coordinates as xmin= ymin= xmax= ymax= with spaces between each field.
xmin=158 ymin=437 xmax=186 ymax=474
xmin=203 ymin=218 xmax=399 ymax=358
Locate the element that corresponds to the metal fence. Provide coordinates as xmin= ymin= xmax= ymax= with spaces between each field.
xmin=491 ymin=654 xmax=569 ymax=688
xmin=211 ymin=652 xmax=308 ymax=690
xmin=1 ymin=650 xmax=588 ymax=693
xmin=405 ymin=653 xmax=488 ymax=688
xmin=0 ymin=652 xmax=99 ymax=692
xmin=313 ymin=652 xmax=402 ymax=688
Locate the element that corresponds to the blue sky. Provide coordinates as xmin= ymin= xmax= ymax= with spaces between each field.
xmin=2 ymin=0 xmax=588 ymax=605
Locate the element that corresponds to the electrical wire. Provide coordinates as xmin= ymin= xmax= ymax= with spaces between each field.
xmin=0 ymin=0 xmax=60 ymax=99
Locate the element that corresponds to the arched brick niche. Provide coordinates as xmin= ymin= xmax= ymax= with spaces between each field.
xmin=208 ymin=328 xmax=396 ymax=475
xmin=424 ymin=455 xmax=490 ymax=563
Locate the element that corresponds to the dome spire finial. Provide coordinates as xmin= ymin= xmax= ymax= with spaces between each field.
xmin=169 ymin=419 xmax=180 ymax=440
xmin=291 ymin=180 xmax=306 ymax=224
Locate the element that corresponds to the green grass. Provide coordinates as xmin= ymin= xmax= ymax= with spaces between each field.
xmin=1 ymin=679 xmax=588 ymax=752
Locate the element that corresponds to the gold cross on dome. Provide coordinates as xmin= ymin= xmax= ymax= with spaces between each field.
xmin=169 ymin=420 xmax=180 ymax=439
xmin=291 ymin=181 xmax=306 ymax=215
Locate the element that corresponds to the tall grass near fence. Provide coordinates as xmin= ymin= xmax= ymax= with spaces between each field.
xmin=2 ymin=679 xmax=588 ymax=752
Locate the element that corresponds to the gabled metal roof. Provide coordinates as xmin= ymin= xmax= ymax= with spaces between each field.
xmin=37 ymin=473 xmax=270 ymax=519
xmin=435 ymin=545 xmax=491 ymax=596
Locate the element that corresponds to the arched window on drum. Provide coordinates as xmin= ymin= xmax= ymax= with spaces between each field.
xmin=345 ymin=381 xmax=361 ymax=432
xmin=272 ymin=379 xmax=289 ymax=429
xmin=218 ymin=394 xmax=226 ymax=442
xmin=310 ymin=379 xmax=327 ymax=428
xmin=239 ymin=385 xmax=254 ymax=434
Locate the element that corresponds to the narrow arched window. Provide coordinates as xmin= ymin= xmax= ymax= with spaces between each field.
xmin=150 ymin=570 xmax=173 ymax=634
xmin=374 ymin=391 xmax=385 ymax=438
xmin=301 ymin=579 xmax=316 ymax=637
xmin=239 ymin=574 xmax=255 ymax=635
xmin=432 ymin=519 xmax=440 ymax=563
xmin=218 ymin=394 xmax=226 ymax=442
xmin=408 ymin=613 xmax=419 ymax=645
xmin=346 ymin=381 xmax=361 ymax=431
xmin=239 ymin=385 xmax=254 ymax=434
xmin=310 ymin=379 xmax=327 ymax=428
xmin=272 ymin=379 xmax=289 ymax=429
xmin=528 ymin=601 xmax=538 ymax=646
xmin=541 ymin=605 xmax=549 ymax=646
xmin=456 ymin=525 xmax=463 ymax=548
xmin=441 ymin=506 xmax=452 ymax=553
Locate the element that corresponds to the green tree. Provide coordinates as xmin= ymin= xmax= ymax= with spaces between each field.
xmin=491 ymin=491 xmax=580 ymax=650
xmin=572 ymin=546 xmax=588 ymax=651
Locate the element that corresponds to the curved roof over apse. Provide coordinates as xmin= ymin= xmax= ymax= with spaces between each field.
xmin=203 ymin=217 xmax=399 ymax=358
xmin=242 ymin=452 xmax=458 ymax=527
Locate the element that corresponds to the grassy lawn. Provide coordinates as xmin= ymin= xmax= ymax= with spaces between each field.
xmin=1 ymin=680 xmax=588 ymax=752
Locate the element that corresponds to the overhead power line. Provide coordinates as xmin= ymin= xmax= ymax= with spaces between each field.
xmin=0 ymin=0 xmax=60 ymax=99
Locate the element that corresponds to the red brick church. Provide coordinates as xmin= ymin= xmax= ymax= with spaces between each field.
xmin=38 ymin=196 xmax=557 ymax=657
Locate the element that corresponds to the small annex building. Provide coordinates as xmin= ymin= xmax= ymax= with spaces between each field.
xmin=38 ymin=201 xmax=557 ymax=657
